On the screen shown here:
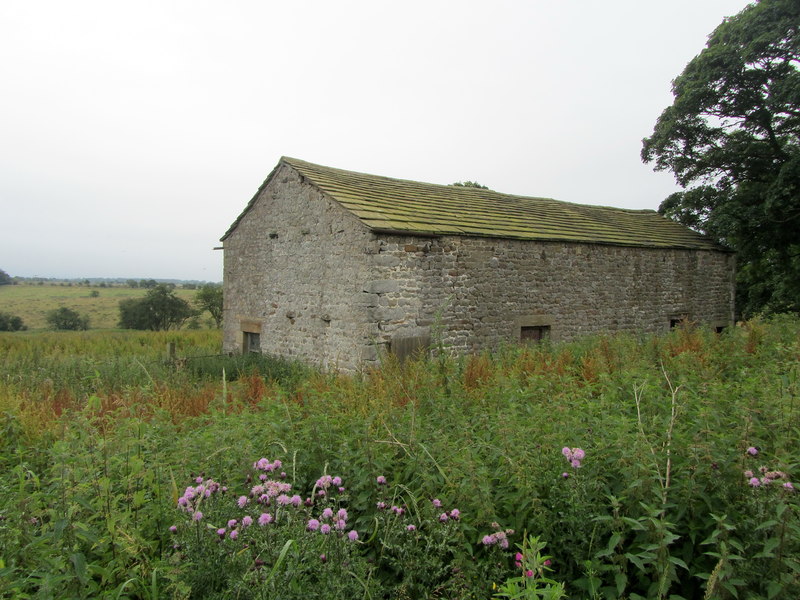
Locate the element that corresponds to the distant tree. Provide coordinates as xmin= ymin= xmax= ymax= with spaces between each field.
xmin=140 ymin=279 xmax=158 ymax=289
xmin=642 ymin=0 xmax=800 ymax=315
xmin=0 ymin=312 xmax=26 ymax=331
xmin=183 ymin=283 xmax=197 ymax=290
xmin=450 ymin=181 xmax=489 ymax=189
xmin=46 ymin=307 xmax=90 ymax=330
xmin=0 ymin=269 xmax=12 ymax=285
xmin=89 ymin=290 xmax=100 ymax=298
xmin=195 ymin=283 xmax=223 ymax=328
xmin=126 ymin=279 xmax=139 ymax=288
xmin=119 ymin=284 xmax=194 ymax=331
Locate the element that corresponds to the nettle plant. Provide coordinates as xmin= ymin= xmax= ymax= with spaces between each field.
xmin=168 ymin=457 xmax=494 ymax=599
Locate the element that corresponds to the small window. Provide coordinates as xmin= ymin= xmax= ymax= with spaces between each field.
xmin=670 ymin=316 xmax=689 ymax=329
xmin=244 ymin=331 xmax=261 ymax=354
xmin=390 ymin=335 xmax=431 ymax=362
xmin=715 ymin=325 xmax=726 ymax=334
xmin=521 ymin=325 xmax=550 ymax=343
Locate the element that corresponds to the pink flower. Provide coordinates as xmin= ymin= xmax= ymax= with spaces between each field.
xmin=571 ymin=459 xmax=582 ymax=468
xmin=573 ymin=448 xmax=585 ymax=461
xmin=499 ymin=538 xmax=509 ymax=549
xmin=544 ymin=559 xmax=552 ymax=567
xmin=515 ymin=552 xmax=524 ymax=561
xmin=258 ymin=513 xmax=273 ymax=526
xmin=335 ymin=519 xmax=347 ymax=531
xmin=449 ymin=508 xmax=460 ymax=520
xmin=376 ymin=475 xmax=387 ymax=485
xmin=482 ymin=535 xmax=495 ymax=545
xmin=217 ymin=528 xmax=226 ymax=537
xmin=332 ymin=476 xmax=342 ymax=486
xmin=337 ymin=508 xmax=348 ymax=521
xmin=747 ymin=447 xmax=758 ymax=456
xmin=432 ymin=498 xmax=442 ymax=508
xmin=377 ymin=502 xmax=386 ymax=510
xmin=322 ymin=508 xmax=334 ymax=520
xmin=229 ymin=529 xmax=239 ymax=540
xmin=749 ymin=477 xmax=761 ymax=487
xmin=242 ymin=516 xmax=253 ymax=527
xmin=439 ymin=513 xmax=449 ymax=522
xmin=192 ymin=511 xmax=203 ymax=521
xmin=561 ymin=472 xmax=570 ymax=478
xmin=348 ymin=530 xmax=359 ymax=541
xmin=562 ymin=447 xmax=571 ymax=458
xmin=290 ymin=495 xmax=302 ymax=507
xmin=744 ymin=470 xmax=754 ymax=478
xmin=237 ymin=496 xmax=248 ymax=508
xmin=277 ymin=494 xmax=291 ymax=505
xmin=406 ymin=524 xmax=416 ymax=531
xmin=321 ymin=523 xmax=331 ymax=534
xmin=525 ymin=570 xmax=533 ymax=577
xmin=307 ymin=519 xmax=320 ymax=531
xmin=784 ymin=482 xmax=795 ymax=491
xmin=227 ymin=519 xmax=238 ymax=528
xmin=169 ymin=525 xmax=178 ymax=533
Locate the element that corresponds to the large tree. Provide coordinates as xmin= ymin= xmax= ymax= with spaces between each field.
xmin=195 ymin=283 xmax=223 ymax=328
xmin=119 ymin=284 xmax=194 ymax=331
xmin=642 ymin=0 xmax=800 ymax=316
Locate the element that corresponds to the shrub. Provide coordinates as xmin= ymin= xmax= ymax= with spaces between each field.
xmin=0 ymin=311 xmax=26 ymax=331
xmin=45 ymin=307 xmax=89 ymax=330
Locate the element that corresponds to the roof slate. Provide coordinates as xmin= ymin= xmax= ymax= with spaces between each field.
xmin=222 ymin=157 xmax=727 ymax=251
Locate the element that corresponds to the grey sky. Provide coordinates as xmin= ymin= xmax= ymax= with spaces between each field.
xmin=0 ymin=0 xmax=752 ymax=281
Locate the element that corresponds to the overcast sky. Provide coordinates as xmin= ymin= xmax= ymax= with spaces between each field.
xmin=0 ymin=0 xmax=752 ymax=281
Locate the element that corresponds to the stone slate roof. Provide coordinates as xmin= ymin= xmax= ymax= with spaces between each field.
xmin=223 ymin=157 xmax=727 ymax=251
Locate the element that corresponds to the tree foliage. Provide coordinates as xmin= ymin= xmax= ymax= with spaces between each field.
xmin=195 ymin=283 xmax=223 ymax=328
xmin=0 ymin=312 xmax=26 ymax=331
xmin=642 ymin=0 xmax=800 ymax=316
xmin=450 ymin=181 xmax=489 ymax=189
xmin=0 ymin=269 xmax=12 ymax=285
xmin=118 ymin=284 xmax=194 ymax=331
xmin=46 ymin=307 xmax=90 ymax=331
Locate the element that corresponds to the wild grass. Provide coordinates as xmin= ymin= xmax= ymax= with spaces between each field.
xmin=0 ymin=317 xmax=798 ymax=599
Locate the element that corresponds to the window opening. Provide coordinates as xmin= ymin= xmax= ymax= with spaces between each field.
xmin=521 ymin=325 xmax=550 ymax=342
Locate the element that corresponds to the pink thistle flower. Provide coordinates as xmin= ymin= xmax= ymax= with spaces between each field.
xmin=229 ymin=530 xmax=238 ymax=540
xmin=237 ymin=496 xmax=248 ymax=508
xmin=561 ymin=472 xmax=570 ymax=478
xmin=449 ymin=508 xmax=460 ymax=520
xmin=280 ymin=472 xmax=287 ymax=479
xmin=376 ymin=502 xmax=386 ymax=510
xmin=544 ymin=559 xmax=552 ymax=567
xmin=439 ymin=513 xmax=449 ymax=522
xmin=572 ymin=448 xmax=585 ymax=461
xmin=242 ymin=516 xmax=253 ymax=527
xmin=337 ymin=508 xmax=348 ymax=521
xmin=747 ymin=447 xmax=758 ymax=456
xmin=277 ymin=494 xmax=291 ymax=505
xmin=744 ymin=470 xmax=754 ymax=478
xmin=320 ymin=554 xmax=327 ymax=562
xmin=227 ymin=519 xmax=238 ymax=528
xmin=195 ymin=476 xmax=203 ymax=484
xmin=256 ymin=458 xmax=270 ymax=470
xmin=335 ymin=519 xmax=347 ymax=531
xmin=571 ymin=459 xmax=582 ymax=468
xmin=499 ymin=538 xmax=509 ymax=549
xmin=526 ymin=570 xmax=533 ymax=577
xmin=332 ymin=476 xmax=342 ymax=486
xmin=322 ymin=508 xmax=334 ymax=520
xmin=259 ymin=474 xmax=267 ymax=481
xmin=784 ymin=482 xmax=795 ymax=491
xmin=562 ymin=447 xmax=572 ymax=459
xmin=177 ymin=496 xmax=188 ymax=508
xmin=406 ymin=524 xmax=416 ymax=531
xmin=348 ymin=530 xmax=359 ymax=541
xmin=290 ymin=495 xmax=302 ymax=507
xmin=749 ymin=477 xmax=761 ymax=487
xmin=307 ymin=519 xmax=320 ymax=531
xmin=217 ymin=528 xmax=226 ymax=537
xmin=515 ymin=552 xmax=524 ymax=561
xmin=169 ymin=525 xmax=178 ymax=533
xmin=376 ymin=475 xmax=387 ymax=485
xmin=192 ymin=511 xmax=203 ymax=521
xmin=321 ymin=523 xmax=331 ymax=534
xmin=432 ymin=498 xmax=442 ymax=508
xmin=482 ymin=534 xmax=495 ymax=545
xmin=338 ymin=486 xmax=345 ymax=493
xmin=258 ymin=513 xmax=273 ymax=526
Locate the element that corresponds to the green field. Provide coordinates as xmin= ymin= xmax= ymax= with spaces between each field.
xmin=1 ymin=319 xmax=799 ymax=599
xmin=0 ymin=283 xmax=211 ymax=330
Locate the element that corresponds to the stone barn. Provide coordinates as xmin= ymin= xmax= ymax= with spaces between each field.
xmin=221 ymin=157 xmax=735 ymax=371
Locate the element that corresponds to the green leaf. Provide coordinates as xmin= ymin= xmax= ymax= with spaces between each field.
xmin=70 ymin=552 xmax=87 ymax=586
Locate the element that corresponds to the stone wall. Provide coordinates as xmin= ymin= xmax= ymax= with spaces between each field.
xmin=222 ymin=164 xmax=375 ymax=370
xmin=364 ymin=234 xmax=735 ymax=363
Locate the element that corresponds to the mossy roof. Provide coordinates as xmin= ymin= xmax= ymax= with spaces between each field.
xmin=222 ymin=157 xmax=728 ymax=251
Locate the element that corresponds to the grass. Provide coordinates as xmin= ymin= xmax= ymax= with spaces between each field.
xmin=0 ymin=283 xmax=209 ymax=330
xmin=0 ymin=318 xmax=798 ymax=599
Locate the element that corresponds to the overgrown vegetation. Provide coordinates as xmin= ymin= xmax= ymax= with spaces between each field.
xmin=1 ymin=318 xmax=798 ymax=598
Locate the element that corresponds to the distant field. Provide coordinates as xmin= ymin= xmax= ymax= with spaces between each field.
xmin=0 ymin=283 xmax=212 ymax=330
